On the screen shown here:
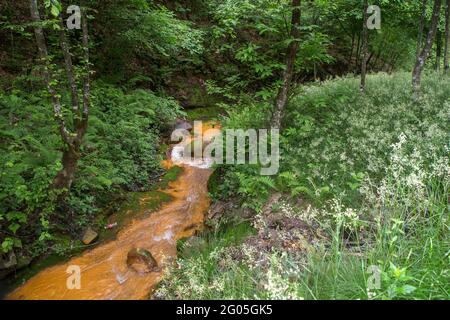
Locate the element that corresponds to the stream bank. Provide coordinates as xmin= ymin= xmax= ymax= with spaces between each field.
xmin=5 ymin=121 xmax=220 ymax=300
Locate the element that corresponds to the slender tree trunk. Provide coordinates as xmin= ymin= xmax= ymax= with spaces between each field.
xmin=271 ymin=0 xmax=301 ymax=129
xmin=389 ymin=53 xmax=401 ymax=74
xmin=355 ymin=33 xmax=361 ymax=71
xmin=360 ymin=0 xmax=369 ymax=92
xmin=366 ymin=51 xmax=375 ymax=68
xmin=417 ymin=0 xmax=428 ymax=61
xmin=444 ymin=0 xmax=450 ymax=73
xmin=29 ymin=0 xmax=70 ymax=146
xmin=349 ymin=31 xmax=355 ymax=64
xmin=30 ymin=0 xmax=90 ymax=192
xmin=413 ymin=0 xmax=442 ymax=93
xmin=436 ymin=29 xmax=442 ymax=71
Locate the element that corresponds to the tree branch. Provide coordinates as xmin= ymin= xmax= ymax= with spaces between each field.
xmin=78 ymin=6 xmax=90 ymax=140
xmin=58 ymin=14 xmax=80 ymax=116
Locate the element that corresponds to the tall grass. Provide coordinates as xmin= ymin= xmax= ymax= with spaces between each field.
xmin=155 ymin=73 xmax=449 ymax=300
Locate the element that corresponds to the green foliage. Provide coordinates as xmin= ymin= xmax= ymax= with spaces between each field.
xmin=156 ymin=74 xmax=450 ymax=299
xmin=43 ymin=0 xmax=62 ymax=18
xmin=0 ymin=83 xmax=182 ymax=257
xmin=189 ymin=73 xmax=450 ymax=300
xmin=1 ymin=0 xmax=449 ymax=300
xmin=92 ymin=0 xmax=204 ymax=84
xmin=119 ymin=4 xmax=204 ymax=58
xmin=206 ymin=0 xmax=328 ymax=95
xmin=215 ymin=72 xmax=449 ymax=210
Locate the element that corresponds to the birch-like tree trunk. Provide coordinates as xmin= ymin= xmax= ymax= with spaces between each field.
xmin=417 ymin=0 xmax=428 ymax=61
xmin=360 ymin=0 xmax=369 ymax=93
xmin=444 ymin=0 xmax=450 ymax=73
xmin=271 ymin=0 xmax=301 ymax=129
xmin=413 ymin=0 xmax=442 ymax=93
xmin=29 ymin=0 xmax=90 ymax=192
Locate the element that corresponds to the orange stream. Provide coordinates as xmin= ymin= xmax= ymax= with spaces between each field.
xmin=7 ymin=122 xmax=218 ymax=300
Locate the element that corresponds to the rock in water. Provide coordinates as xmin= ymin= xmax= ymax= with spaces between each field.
xmin=127 ymin=248 xmax=158 ymax=274
xmin=82 ymin=227 xmax=98 ymax=245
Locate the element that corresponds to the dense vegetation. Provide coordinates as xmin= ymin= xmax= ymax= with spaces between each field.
xmin=157 ymin=73 xmax=449 ymax=299
xmin=0 ymin=86 xmax=182 ymax=256
xmin=1 ymin=0 xmax=448 ymax=300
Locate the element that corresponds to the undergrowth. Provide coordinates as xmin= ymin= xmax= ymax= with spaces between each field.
xmin=156 ymin=72 xmax=449 ymax=300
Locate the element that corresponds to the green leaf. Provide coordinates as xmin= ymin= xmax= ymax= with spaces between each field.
xmin=400 ymin=285 xmax=417 ymax=295
xmin=48 ymin=0 xmax=62 ymax=17
xmin=9 ymin=223 xmax=21 ymax=234
xmin=1 ymin=238 xmax=14 ymax=253
xmin=50 ymin=5 xmax=60 ymax=17
xmin=13 ymin=238 xmax=22 ymax=248
xmin=39 ymin=231 xmax=52 ymax=241
xmin=6 ymin=211 xmax=27 ymax=223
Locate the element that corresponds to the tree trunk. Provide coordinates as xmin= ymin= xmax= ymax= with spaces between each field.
xmin=30 ymin=0 xmax=90 ymax=192
xmin=417 ymin=0 xmax=428 ymax=61
xmin=29 ymin=0 xmax=71 ymax=145
xmin=360 ymin=0 xmax=369 ymax=93
xmin=444 ymin=0 xmax=450 ymax=73
xmin=349 ymin=31 xmax=355 ymax=64
xmin=271 ymin=0 xmax=301 ymax=129
xmin=389 ymin=53 xmax=401 ymax=74
xmin=52 ymin=147 xmax=80 ymax=190
xmin=366 ymin=51 xmax=375 ymax=68
xmin=436 ymin=29 xmax=442 ymax=71
xmin=355 ymin=33 xmax=361 ymax=72
xmin=372 ymin=51 xmax=381 ymax=69
xmin=413 ymin=0 xmax=442 ymax=93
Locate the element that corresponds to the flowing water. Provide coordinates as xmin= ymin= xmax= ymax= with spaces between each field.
xmin=6 ymin=121 xmax=219 ymax=300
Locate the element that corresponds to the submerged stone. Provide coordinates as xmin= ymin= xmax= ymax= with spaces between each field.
xmin=126 ymin=248 xmax=158 ymax=274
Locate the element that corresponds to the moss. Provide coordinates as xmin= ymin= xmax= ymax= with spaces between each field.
xmin=186 ymin=106 xmax=224 ymax=121
xmin=97 ymin=191 xmax=171 ymax=243
xmin=158 ymin=165 xmax=183 ymax=189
